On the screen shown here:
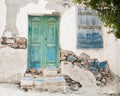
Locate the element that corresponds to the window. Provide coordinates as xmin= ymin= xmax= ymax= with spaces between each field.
xmin=77 ymin=6 xmax=103 ymax=49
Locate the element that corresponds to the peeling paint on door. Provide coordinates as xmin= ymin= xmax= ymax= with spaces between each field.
xmin=28 ymin=16 xmax=59 ymax=69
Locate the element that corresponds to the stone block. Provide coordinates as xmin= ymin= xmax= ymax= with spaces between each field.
xmin=2 ymin=37 xmax=15 ymax=44
xmin=43 ymin=69 xmax=58 ymax=77
xmin=29 ymin=68 xmax=37 ymax=74
xmin=106 ymin=77 xmax=113 ymax=83
xmin=80 ymin=52 xmax=90 ymax=60
xmin=98 ymin=61 xmax=107 ymax=69
xmin=21 ymin=77 xmax=34 ymax=87
xmin=76 ymin=56 xmax=82 ymax=62
xmin=61 ymin=61 xmax=72 ymax=65
xmin=33 ymin=76 xmax=66 ymax=92
xmin=15 ymin=37 xmax=27 ymax=44
xmin=67 ymin=55 xmax=77 ymax=62
xmin=60 ymin=49 xmax=75 ymax=57
xmin=74 ymin=62 xmax=82 ymax=68
xmin=34 ymin=77 xmax=45 ymax=86
xmin=11 ymin=43 xmax=19 ymax=48
xmin=60 ymin=54 xmax=67 ymax=61
xmin=1 ymin=37 xmax=27 ymax=49
xmin=70 ymin=83 xmax=79 ymax=91
xmin=6 ymin=38 xmax=15 ymax=44
xmin=24 ymin=73 xmax=33 ymax=77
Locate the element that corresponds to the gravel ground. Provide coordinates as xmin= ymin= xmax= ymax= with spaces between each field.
xmin=0 ymin=83 xmax=117 ymax=96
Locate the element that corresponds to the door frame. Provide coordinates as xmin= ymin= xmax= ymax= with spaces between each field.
xmin=27 ymin=14 xmax=60 ymax=69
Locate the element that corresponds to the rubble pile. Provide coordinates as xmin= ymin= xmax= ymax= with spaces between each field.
xmin=60 ymin=49 xmax=114 ymax=86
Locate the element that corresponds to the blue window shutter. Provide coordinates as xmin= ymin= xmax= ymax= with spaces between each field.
xmin=77 ymin=7 xmax=103 ymax=49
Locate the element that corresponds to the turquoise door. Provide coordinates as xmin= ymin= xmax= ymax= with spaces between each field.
xmin=28 ymin=16 xmax=59 ymax=69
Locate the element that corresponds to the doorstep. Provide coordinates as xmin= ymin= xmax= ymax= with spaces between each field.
xmin=20 ymin=76 xmax=66 ymax=92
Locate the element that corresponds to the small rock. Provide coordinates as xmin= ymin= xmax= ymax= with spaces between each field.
xmin=57 ymin=69 xmax=61 ymax=74
xmin=37 ymin=70 xmax=43 ymax=74
xmin=90 ymin=58 xmax=99 ymax=67
xmin=106 ymin=77 xmax=113 ymax=83
xmin=60 ymin=55 xmax=67 ymax=61
xmin=61 ymin=61 xmax=72 ymax=65
xmin=36 ymin=70 xmax=43 ymax=76
xmin=76 ymin=56 xmax=82 ymax=62
xmin=101 ymin=78 xmax=106 ymax=84
xmin=101 ymin=82 xmax=105 ymax=86
xmin=21 ymin=77 xmax=34 ymax=87
xmin=30 ymin=68 xmax=37 ymax=74
xmin=3 ymin=37 xmax=15 ymax=44
xmin=96 ymin=73 xmax=102 ymax=78
xmin=74 ymin=62 xmax=82 ymax=68
xmin=101 ymin=69 xmax=109 ymax=77
xmin=26 ymin=69 xmax=30 ymax=73
xmin=98 ymin=61 xmax=107 ymax=69
xmin=60 ymin=49 xmax=69 ymax=57
xmin=96 ymin=80 xmax=102 ymax=86
xmin=11 ymin=43 xmax=19 ymax=48
xmin=70 ymin=83 xmax=79 ymax=91
xmin=95 ymin=73 xmax=102 ymax=81
xmin=19 ymin=44 xmax=26 ymax=49
xmin=63 ymin=75 xmax=72 ymax=83
xmin=80 ymin=52 xmax=90 ymax=60
xmin=43 ymin=69 xmax=58 ymax=77
xmin=15 ymin=37 xmax=27 ymax=44
xmin=68 ymin=51 xmax=75 ymax=56
xmin=1 ymin=37 xmax=7 ymax=44
xmin=24 ymin=73 xmax=33 ymax=77
xmin=67 ymin=55 xmax=77 ymax=62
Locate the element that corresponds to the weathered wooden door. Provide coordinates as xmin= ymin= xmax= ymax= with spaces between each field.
xmin=28 ymin=16 xmax=59 ymax=69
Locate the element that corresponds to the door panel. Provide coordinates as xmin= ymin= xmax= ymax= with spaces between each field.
xmin=28 ymin=16 xmax=43 ymax=68
xmin=30 ymin=46 xmax=41 ymax=68
xmin=28 ymin=16 xmax=59 ymax=69
xmin=45 ymin=16 xmax=59 ymax=68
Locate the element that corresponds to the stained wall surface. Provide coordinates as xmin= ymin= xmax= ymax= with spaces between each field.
xmin=0 ymin=0 xmax=120 ymax=83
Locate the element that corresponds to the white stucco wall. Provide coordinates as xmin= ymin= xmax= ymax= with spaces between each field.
xmin=16 ymin=0 xmax=55 ymax=38
xmin=0 ymin=0 xmax=6 ymax=37
xmin=0 ymin=0 xmax=120 ymax=83
xmin=60 ymin=6 xmax=120 ymax=76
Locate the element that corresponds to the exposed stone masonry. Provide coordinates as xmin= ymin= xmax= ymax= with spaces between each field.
xmin=21 ymin=68 xmax=82 ymax=92
xmin=60 ymin=49 xmax=114 ymax=86
xmin=21 ymin=69 xmax=66 ymax=92
xmin=20 ymin=48 xmax=115 ymax=92
xmin=1 ymin=37 xmax=27 ymax=49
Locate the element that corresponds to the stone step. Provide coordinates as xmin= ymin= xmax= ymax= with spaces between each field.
xmin=25 ymin=68 xmax=61 ymax=77
xmin=43 ymin=69 xmax=60 ymax=77
xmin=20 ymin=76 xmax=66 ymax=92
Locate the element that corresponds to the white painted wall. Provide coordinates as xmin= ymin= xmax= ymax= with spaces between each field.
xmin=16 ymin=0 xmax=55 ymax=38
xmin=61 ymin=6 xmax=120 ymax=76
xmin=0 ymin=0 xmax=120 ymax=83
xmin=0 ymin=47 xmax=27 ymax=83
xmin=8 ymin=0 xmax=120 ymax=76
xmin=0 ymin=0 xmax=6 ymax=37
